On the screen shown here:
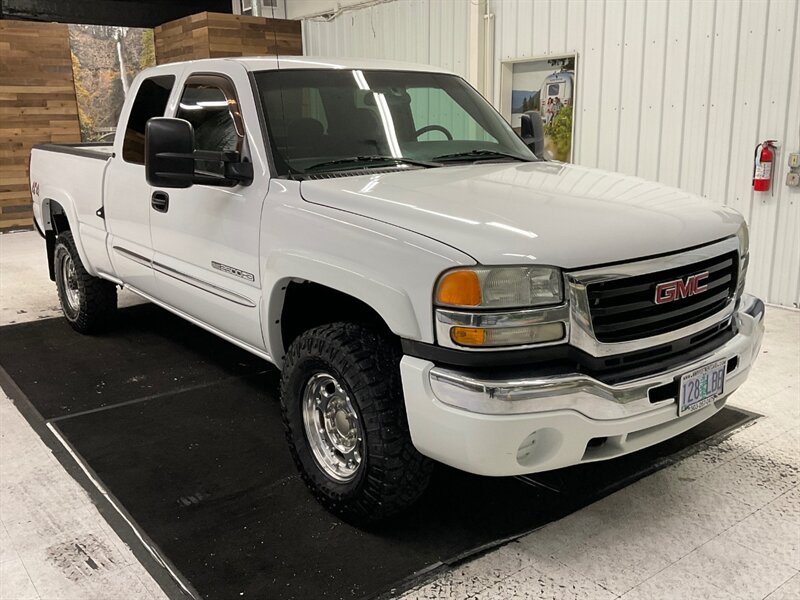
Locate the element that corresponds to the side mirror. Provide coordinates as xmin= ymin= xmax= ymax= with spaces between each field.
xmin=145 ymin=117 xmax=254 ymax=188
xmin=520 ymin=111 xmax=545 ymax=158
xmin=145 ymin=118 xmax=195 ymax=188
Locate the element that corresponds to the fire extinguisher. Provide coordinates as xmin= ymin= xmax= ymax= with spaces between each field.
xmin=753 ymin=140 xmax=778 ymax=192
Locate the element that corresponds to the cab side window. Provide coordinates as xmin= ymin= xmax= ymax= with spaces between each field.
xmin=122 ymin=75 xmax=175 ymax=164
xmin=175 ymin=75 xmax=244 ymax=175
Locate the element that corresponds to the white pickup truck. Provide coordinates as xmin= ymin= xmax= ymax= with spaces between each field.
xmin=30 ymin=57 xmax=764 ymax=521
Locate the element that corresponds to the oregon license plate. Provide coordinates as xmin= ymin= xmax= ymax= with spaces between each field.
xmin=678 ymin=358 xmax=727 ymax=416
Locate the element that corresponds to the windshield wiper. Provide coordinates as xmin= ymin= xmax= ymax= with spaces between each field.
xmin=305 ymin=155 xmax=442 ymax=172
xmin=433 ymin=149 xmax=533 ymax=163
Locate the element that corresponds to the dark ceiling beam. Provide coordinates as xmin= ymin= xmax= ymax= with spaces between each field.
xmin=0 ymin=0 xmax=234 ymax=28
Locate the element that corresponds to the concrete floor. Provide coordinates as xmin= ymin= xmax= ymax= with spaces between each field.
xmin=1 ymin=231 xmax=162 ymax=599
xmin=0 ymin=231 xmax=144 ymax=328
xmin=1 ymin=230 xmax=798 ymax=599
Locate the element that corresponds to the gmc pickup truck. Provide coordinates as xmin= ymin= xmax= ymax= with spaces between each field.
xmin=30 ymin=57 xmax=764 ymax=521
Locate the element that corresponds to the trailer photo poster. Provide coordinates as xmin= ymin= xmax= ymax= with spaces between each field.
xmin=509 ymin=55 xmax=576 ymax=162
xmin=68 ymin=25 xmax=156 ymax=142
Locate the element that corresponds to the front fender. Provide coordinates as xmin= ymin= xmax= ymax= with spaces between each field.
xmin=264 ymin=250 xmax=422 ymax=359
xmin=260 ymin=191 xmax=474 ymax=365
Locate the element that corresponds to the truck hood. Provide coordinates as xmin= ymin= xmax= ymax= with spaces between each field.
xmin=299 ymin=161 xmax=742 ymax=269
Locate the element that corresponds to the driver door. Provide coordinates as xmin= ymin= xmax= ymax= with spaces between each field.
xmin=148 ymin=62 xmax=269 ymax=351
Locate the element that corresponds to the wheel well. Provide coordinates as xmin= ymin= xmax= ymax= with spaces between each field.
xmin=44 ymin=200 xmax=70 ymax=281
xmin=279 ymin=281 xmax=392 ymax=353
xmin=47 ymin=200 xmax=70 ymax=234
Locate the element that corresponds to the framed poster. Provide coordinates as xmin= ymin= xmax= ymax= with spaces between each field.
xmin=68 ymin=25 xmax=156 ymax=142
xmin=499 ymin=54 xmax=577 ymax=162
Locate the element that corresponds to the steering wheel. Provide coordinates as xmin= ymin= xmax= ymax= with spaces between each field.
xmin=415 ymin=125 xmax=453 ymax=140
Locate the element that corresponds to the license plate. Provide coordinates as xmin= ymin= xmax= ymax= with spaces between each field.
xmin=678 ymin=358 xmax=727 ymax=416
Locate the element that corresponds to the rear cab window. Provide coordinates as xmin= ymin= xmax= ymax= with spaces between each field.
xmin=122 ymin=75 xmax=175 ymax=164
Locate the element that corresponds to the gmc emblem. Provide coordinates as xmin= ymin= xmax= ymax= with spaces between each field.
xmin=654 ymin=272 xmax=709 ymax=304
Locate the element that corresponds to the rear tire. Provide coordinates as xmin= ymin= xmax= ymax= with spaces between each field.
xmin=53 ymin=231 xmax=117 ymax=333
xmin=280 ymin=323 xmax=432 ymax=523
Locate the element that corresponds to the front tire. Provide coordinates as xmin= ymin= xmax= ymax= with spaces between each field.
xmin=280 ymin=323 xmax=432 ymax=522
xmin=54 ymin=231 xmax=117 ymax=333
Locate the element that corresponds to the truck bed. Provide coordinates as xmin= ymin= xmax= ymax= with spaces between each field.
xmin=29 ymin=142 xmax=116 ymax=279
xmin=32 ymin=142 xmax=114 ymax=160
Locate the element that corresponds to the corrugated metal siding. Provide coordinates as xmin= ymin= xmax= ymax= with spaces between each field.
xmin=491 ymin=0 xmax=800 ymax=308
xmin=302 ymin=0 xmax=800 ymax=307
xmin=302 ymin=0 xmax=471 ymax=77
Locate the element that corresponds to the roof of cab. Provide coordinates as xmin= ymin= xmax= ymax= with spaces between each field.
xmin=143 ymin=55 xmax=454 ymax=75
xmin=235 ymin=56 xmax=453 ymax=74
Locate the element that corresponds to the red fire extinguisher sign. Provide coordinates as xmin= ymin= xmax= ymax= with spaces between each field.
xmin=753 ymin=140 xmax=777 ymax=192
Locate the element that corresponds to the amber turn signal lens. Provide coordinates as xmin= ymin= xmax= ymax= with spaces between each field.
xmin=450 ymin=327 xmax=487 ymax=346
xmin=450 ymin=323 xmax=566 ymax=348
xmin=436 ymin=270 xmax=481 ymax=306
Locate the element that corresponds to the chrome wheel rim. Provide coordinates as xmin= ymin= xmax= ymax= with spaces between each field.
xmin=60 ymin=254 xmax=80 ymax=313
xmin=301 ymin=372 xmax=364 ymax=482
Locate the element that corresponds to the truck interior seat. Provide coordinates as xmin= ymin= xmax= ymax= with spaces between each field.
xmin=347 ymin=108 xmax=386 ymax=155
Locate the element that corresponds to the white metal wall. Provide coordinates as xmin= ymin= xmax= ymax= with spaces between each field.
xmin=303 ymin=0 xmax=472 ymax=77
xmin=301 ymin=0 xmax=800 ymax=308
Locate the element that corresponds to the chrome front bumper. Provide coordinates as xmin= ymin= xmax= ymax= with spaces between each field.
xmin=429 ymin=294 xmax=764 ymax=420
xmin=400 ymin=294 xmax=764 ymax=476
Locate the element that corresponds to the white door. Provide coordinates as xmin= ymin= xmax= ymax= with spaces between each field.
xmin=105 ymin=74 xmax=179 ymax=293
xmin=148 ymin=62 xmax=270 ymax=351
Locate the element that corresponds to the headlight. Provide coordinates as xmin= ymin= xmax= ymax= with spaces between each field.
xmin=435 ymin=266 xmax=563 ymax=309
xmin=736 ymin=222 xmax=749 ymax=256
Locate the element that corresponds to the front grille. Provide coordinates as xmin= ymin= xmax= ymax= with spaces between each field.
xmin=587 ymin=250 xmax=738 ymax=343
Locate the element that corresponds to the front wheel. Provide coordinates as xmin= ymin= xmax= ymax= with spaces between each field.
xmin=280 ymin=323 xmax=432 ymax=522
xmin=53 ymin=231 xmax=117 ymax=333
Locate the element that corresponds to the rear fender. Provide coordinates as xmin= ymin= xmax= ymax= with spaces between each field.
xmin=39 ymin=188 xmax=97 ymax=278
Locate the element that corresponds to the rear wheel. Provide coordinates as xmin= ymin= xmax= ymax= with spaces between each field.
xmin=280 ymin=323 xmax=432 ymax=522
xmin=54 ymin=231 xmax=117 ymax=333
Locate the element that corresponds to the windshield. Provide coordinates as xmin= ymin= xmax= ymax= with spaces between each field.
xmin=253 ymin=69 xmax=535 ymax=176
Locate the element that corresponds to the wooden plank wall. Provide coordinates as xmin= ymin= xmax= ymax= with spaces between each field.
xmin=154 ymin=12 xmax=210 ymax=64
xmin=155 ymin=12 xmax=302 ymax=64
xmin=0 ymin=20 xmax=81 ymax=231
xmin=0 ymin=13 xmax=301 ymax=229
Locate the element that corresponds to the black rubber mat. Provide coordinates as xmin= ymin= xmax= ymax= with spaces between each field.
xmin=0 ymin=304 xmax=264 ymax=419
xmin=0 ymin=305 xmax=757 ymax=600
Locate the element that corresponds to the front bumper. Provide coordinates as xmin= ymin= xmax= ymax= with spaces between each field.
xmin=401 ymin=294 xmax=765 ymax=476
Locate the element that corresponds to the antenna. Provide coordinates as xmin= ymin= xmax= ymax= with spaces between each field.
xmin=270 ymin=0 xmax=280 ymax=69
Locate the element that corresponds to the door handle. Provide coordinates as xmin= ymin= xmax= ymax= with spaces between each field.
xmin=151 ymin=191 xmax=169 ymax=212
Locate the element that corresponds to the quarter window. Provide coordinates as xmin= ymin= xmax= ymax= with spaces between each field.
xmin=122 ymin=75 xmax=175 ymax=164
